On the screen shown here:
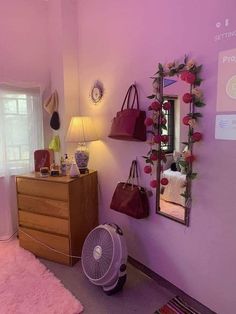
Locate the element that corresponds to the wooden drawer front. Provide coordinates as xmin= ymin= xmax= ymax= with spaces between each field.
xmin=19 ymin=211 xmax=69 ymax=236
xmin=16 ymin=178 xmax=68 ymax=201
xmin=19 ymin=227 xmax=70 ymax=265
xmin=18 ymin=194 xmax=69 ymax=219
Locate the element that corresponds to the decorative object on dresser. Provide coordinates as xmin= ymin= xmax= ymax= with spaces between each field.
xmin=34 ymin=149 xmax=54 ymax=172
xmin=16 ymin=171 xmax=98 ymax=265
xmin=66 ymin=116 xmax=99 ymax=174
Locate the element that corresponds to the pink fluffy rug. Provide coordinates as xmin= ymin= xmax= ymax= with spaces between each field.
xmin=0 ymin=239 xmax=83 ymax=314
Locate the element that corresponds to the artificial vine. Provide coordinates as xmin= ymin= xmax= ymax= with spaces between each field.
xmin=143 ymin=55 xmax=205 ymax=206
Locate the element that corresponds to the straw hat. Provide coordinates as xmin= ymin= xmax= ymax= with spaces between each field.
xmin=43 ymin=90 xmax=58 ymax=115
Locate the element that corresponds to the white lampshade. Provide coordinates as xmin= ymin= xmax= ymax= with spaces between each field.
xmin=66 ymin=116 xmax=98 ymax=143
xmin=66 ymin=116 xmax=98 ymax=174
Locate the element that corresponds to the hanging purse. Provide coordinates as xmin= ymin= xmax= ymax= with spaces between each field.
xmin=110 ymin=160 xmax=149 ymax=219
xmin=108 ymin=84 xmax=146 ymax=141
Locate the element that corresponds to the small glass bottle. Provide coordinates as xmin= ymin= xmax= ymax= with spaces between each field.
xmin=60 ymin=156 xmax=67 ymax=176
xmin=64 ymin=154 xmax=71 ymax=175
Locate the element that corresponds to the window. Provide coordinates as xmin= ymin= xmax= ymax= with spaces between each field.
xmin=0 ymin=86 xmax=43 ymax=175
xmin=161 ymin=97 xmax=175 ymax=154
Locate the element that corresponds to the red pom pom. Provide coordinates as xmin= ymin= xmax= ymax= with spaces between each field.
xmin=185 ymin=154 xmax=195 ymax=163
xmin=180 ymin=71 xmax=188 ymax=81
xmin=182 ymin=116 xmax=191 ymax=125
xmin=161 ymin=135 xmax=169 ymax=143
xmin=192 ymin=132 xmax=202 ymax=142
xmin=150 ymin=179 xmax=158 ymax=188
xmin=150 ymin=101 xmax=162 ymax=111
xmin=144 ymin=117 xmax=154 ymax=126
xmin=160 ymin=151 xmax=166 ymax=161
xmin=163 ymin=101 xmax=171 ymax=110
xmin=160 ymin=178 xmax=169 ymax=186
xmin=161 ymin=117 xmax=167 ymax=125
xmin=144 ymin=165 xmax=152 ymax=174
xmin=150 ymin=153 xmax=158 ymax=161
xmin=185 ymin=72 xmax=196 ymax=84
xmin=182 ymin=93 xmax=193 ymax=103
xmin=153 ymin=134 xmax=162 ymax=144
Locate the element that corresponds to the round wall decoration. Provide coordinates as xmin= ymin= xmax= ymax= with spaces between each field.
xmin=90 ymin=81 xmax=104 ymax=103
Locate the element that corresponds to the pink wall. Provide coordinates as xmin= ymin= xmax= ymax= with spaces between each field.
xmin=76 ymin=1 xmax=236 ymax=313
xmin=0 ymin=0 xmax=50 ymax=87
xmin=48 ymin=0 xmax=80 ymax=158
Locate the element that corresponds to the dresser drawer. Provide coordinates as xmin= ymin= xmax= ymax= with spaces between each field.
xmin=19 ymin=210 xmax=69 ymax=236
xmin=18 ymin=194 xmax=69 ymax=219
xmin=16 ymin=178 xmax=68 ymax=201
xmin=19 ymin=227 xmax=71 ymax=265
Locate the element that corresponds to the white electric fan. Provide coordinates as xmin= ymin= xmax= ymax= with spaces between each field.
xmin=81 ymin=223 xmax=127 ymax=295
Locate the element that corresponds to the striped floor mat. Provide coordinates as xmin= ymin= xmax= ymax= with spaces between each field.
xmin=155 ymin=296 xmax=200 ymax=314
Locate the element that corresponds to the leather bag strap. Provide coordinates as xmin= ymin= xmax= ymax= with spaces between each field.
xmin=126 ymin=160 xmax=139 ymax=187
xmin=130 ymin=85 xmax=139 ymax=110
xmin=131 ymin=160 xmax=140 ymax=186
xmin=121 ymin=84 xmax=139 ymax=111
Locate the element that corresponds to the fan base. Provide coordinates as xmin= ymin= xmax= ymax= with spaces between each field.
xmin=103 ymin=274 xmax=127 ymax=296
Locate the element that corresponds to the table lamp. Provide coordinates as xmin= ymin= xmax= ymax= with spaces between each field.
xmin=66 ymin=116 xmax=98 ymax=174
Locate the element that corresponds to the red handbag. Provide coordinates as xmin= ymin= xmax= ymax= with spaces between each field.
xmin=110 ymin=160 xmax=149 ymax=219
xmin=108 ymin=85 xmax=146 ymax=141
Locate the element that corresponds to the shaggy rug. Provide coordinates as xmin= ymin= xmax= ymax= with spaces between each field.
xmin=0 ymin=239 xmax=83 ymax=314
xmin=155 ymin=296 xmax=200 ymax=314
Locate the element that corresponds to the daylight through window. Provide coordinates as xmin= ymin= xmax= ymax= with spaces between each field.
xmin=0 ymin=86 xmax=43 ymax=175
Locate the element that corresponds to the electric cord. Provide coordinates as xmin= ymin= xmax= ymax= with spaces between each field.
xmin=0 ymin=230 xmax=18 ymax=242
xmin=19 ymin=228 xmax=81 ymax=259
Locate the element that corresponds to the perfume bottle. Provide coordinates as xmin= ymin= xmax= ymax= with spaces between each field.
xmin=50 ymin=160 xmax=60 ymax=176
xmin=60 ymin=156 xmax=67 ymax=176
xmin=64 ymin=154 xmax=71 ymax=175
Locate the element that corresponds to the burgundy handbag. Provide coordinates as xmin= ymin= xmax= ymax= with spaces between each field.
xmin=110 ymin=160 xmax=149 ymax=219
xmin=108 ymin=85 xmax=146 ymax=141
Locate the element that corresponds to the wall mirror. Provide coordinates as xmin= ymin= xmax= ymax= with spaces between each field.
xmin=143 ymin=56 xmax=205 ymax=226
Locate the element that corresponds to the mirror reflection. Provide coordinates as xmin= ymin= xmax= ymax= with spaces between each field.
xmin=159 ymin=81 xmax=189 ymax=223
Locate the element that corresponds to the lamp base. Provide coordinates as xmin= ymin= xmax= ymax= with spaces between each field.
xmin=79 ymin=168 xmax=89 ymax=174
xmin=74 ymin=150 xmax=89 ymax=174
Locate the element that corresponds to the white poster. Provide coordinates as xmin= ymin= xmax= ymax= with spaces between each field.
xmin=215 ymin=114 xmax=236 ymax=140
xmin=216 ymin=48 xmax=236 ymax=112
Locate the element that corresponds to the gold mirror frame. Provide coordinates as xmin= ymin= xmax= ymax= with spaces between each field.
xmin=143 ymin=56 xmax=205 ymax=226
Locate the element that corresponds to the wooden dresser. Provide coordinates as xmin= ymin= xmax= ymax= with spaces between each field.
xmin=16 ymin=171 xmax=98 ymax=265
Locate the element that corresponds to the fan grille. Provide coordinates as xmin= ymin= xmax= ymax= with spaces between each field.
xmin=82 ymin=227 xmax=114 ymax=280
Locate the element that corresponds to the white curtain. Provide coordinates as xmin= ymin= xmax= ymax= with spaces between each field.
xmin=0 ymin=85 xmax=43 ymax=240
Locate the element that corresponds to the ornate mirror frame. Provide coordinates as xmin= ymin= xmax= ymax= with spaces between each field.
xmin=143 ymin=56 xmax=205 ymax=226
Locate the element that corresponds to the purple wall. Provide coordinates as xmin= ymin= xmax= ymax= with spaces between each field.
xmin=76 ymin=1 xmax=236 ymax=313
